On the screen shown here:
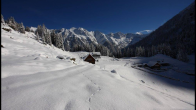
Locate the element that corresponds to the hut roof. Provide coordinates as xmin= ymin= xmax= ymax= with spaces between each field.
xmin=83 ymin=54 xmax=96 ymax=60
xmin=147 ymin=61 xmax=160 ymax=67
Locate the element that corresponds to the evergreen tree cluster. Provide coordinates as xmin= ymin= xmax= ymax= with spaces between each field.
xmin=35 ymin=25 xmax=64 ymax=51
xmin=25 ymin=26 xmax=30 ymax=32
xmin=121 ymin=43 xmax=189 ymax=62
xmin=67 ymin=42 xmax=112 ymax=56
xmin=4 ymin=16 xmax=25 ymax=34
xmin=1 ymin=14 xmax=5 ymax=24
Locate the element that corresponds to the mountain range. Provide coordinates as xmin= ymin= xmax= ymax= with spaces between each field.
xmin=30 ymin=27 xmax=149 ymax=49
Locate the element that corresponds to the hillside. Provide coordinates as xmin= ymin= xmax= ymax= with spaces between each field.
xmin=1 ymin=23 xmax=195 ymax=110
xmin=128 ymin=1 xmax=195 ymax=55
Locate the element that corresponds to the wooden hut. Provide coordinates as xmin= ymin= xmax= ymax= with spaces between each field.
xmin=147 ymin=61 xmax=161 ymax=69
xmin=84 ymin=54 xmax=95 ymax=64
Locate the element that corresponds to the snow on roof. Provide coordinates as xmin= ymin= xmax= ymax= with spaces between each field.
xmin=147 ymin=61 xmax=160 ymax=67
xmin=83 ymin=54 xmax=95 ymax=60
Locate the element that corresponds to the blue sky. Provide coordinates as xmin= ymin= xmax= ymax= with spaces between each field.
xmin=1 ymin=0 xmax=195 ymax=34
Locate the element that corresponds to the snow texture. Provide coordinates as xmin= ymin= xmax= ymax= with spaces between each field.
xmin=1 ymin=24 xmax=195 ymax=110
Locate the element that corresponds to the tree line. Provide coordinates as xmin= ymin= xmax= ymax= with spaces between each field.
xmin=120 ymin=43 xmax=189 ymax=62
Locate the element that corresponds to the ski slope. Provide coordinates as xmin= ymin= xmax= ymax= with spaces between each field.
xmin=1 ymin=24 xmax=195 ymax=110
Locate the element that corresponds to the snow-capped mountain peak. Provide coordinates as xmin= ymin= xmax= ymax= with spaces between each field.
xmin=30 ymin=26 xmax=149 ymax=49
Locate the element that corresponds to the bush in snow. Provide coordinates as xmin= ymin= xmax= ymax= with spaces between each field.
xmin=141 ymin=80 xmax=145 ymax=83
xmin=1 ymin=44 xmax=4 ymax=48
xmin=34 ymin=57 xmax=42 ymax=60
xmin=2 ymin=28 xmax=11 ymax=32
xmin=70 ymin=58 xmax=76 ymax=61
xmin=66 ymin=57 xmax=71 ymax=60
xmin=56 ymin=55 xmax=65 ymax=59
xmin=111 ymin=70 xmax=117 ymax=73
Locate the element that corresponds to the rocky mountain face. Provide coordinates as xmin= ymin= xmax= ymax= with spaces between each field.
xmin=53 ymin=27 xmax=148 ymax=50
xmin=34 ymin=27 xmax=147 ymax=55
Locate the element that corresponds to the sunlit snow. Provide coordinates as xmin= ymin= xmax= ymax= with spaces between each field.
xmin=1 ymin=23 xmax=195 ymax=110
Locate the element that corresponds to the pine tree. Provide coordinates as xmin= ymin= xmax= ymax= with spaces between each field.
xmin=42 ymin=24 xmax=46 ymax=35
xmin=44 ymin=29 xmax=52 ymax=45
xmin=25 ymin=26 xmax=30 ymax=32
xmin=142 ymin=46 xmax=145 ymax=57
xmin=1 ymin=14 xmax=5 ymax=23
xmin=6 ymin=16 xmax=16 ymax=25
xmin=126 ymin=48 xmax=130 ymax=57
xmin=176 ymin=49 xmax=189 ymax=62
xmin=6 ymin=17 xmax=18 ymax=31
xmin=48 ymin=32 xmax=52 ymax=45
xmin=41 ymin=32 xmax=45 ymax=44
xmin=19 ymin=22 xmax=25 ymax=34
xmin=151 ymin=45 xmax=156 ymax=56
xmin=64 ymin=40 xmax=70 ymax=51
xmin=51 ymin=30 xmax=56 ymax=46
xmin=56 ymin=33 xmax=65 ymax=51
xmin=36 ymin=32 xmax=39 ymax=41
xmin=35 ymin=25 xmax=42 ymax=36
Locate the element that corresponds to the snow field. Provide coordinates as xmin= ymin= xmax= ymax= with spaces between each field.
xmin=1 ymin=25 xmax=195 ymax=110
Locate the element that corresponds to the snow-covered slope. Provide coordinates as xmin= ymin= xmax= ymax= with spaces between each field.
xmin=106 ymin=32 xmax=148 ymax=48
xmin=1 ymin=24 xmax=195 ymax=110
xmin=94 ymin=31 xmax=110 ymax=44
xmin=2 ymin=24 xmax=80 ymax=78
xmin=130 ymin=1 xmax=195 ymax=54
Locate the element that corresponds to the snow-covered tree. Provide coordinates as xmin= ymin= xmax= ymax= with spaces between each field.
xmin=51 ymin=30 xmax=56 ymax=46
xmin=151 ymin=45 xmax=157 ymax=56
xmin=25 ymin=26 xmax=30 ymax=32
xmin=64 ymin=40 xmax=70 ymax=51
xmin=135 ymin=46 xmax=144 ymax=57
xmin=6 ymin=16 xmax=16 ymax=25
xmin=45 ymin=31 xmax=52 ymax=45
xmin=6 ymin=17 xmax=18 ymax=31
xmin=1 ymin=14 xmax=5 ymax=23
xmin=18 ymin=22 xmax=25 ymax=34
xmin=176 ymin=49 xmax=189 ymax=62
xmin=56 ymin=33 xmax=65 ymax=51
xmin=41 ymin=32 xmax=46 ymax=44
xmin=36 ymin=32 xmax=39 ymax=41
xmin=35 ymin=25 xmax=42 ymax=36
xmin=42 ymin=24 xmax=46 ymax=35
xmin=126 ymin=48 xmax=130 ymax=57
